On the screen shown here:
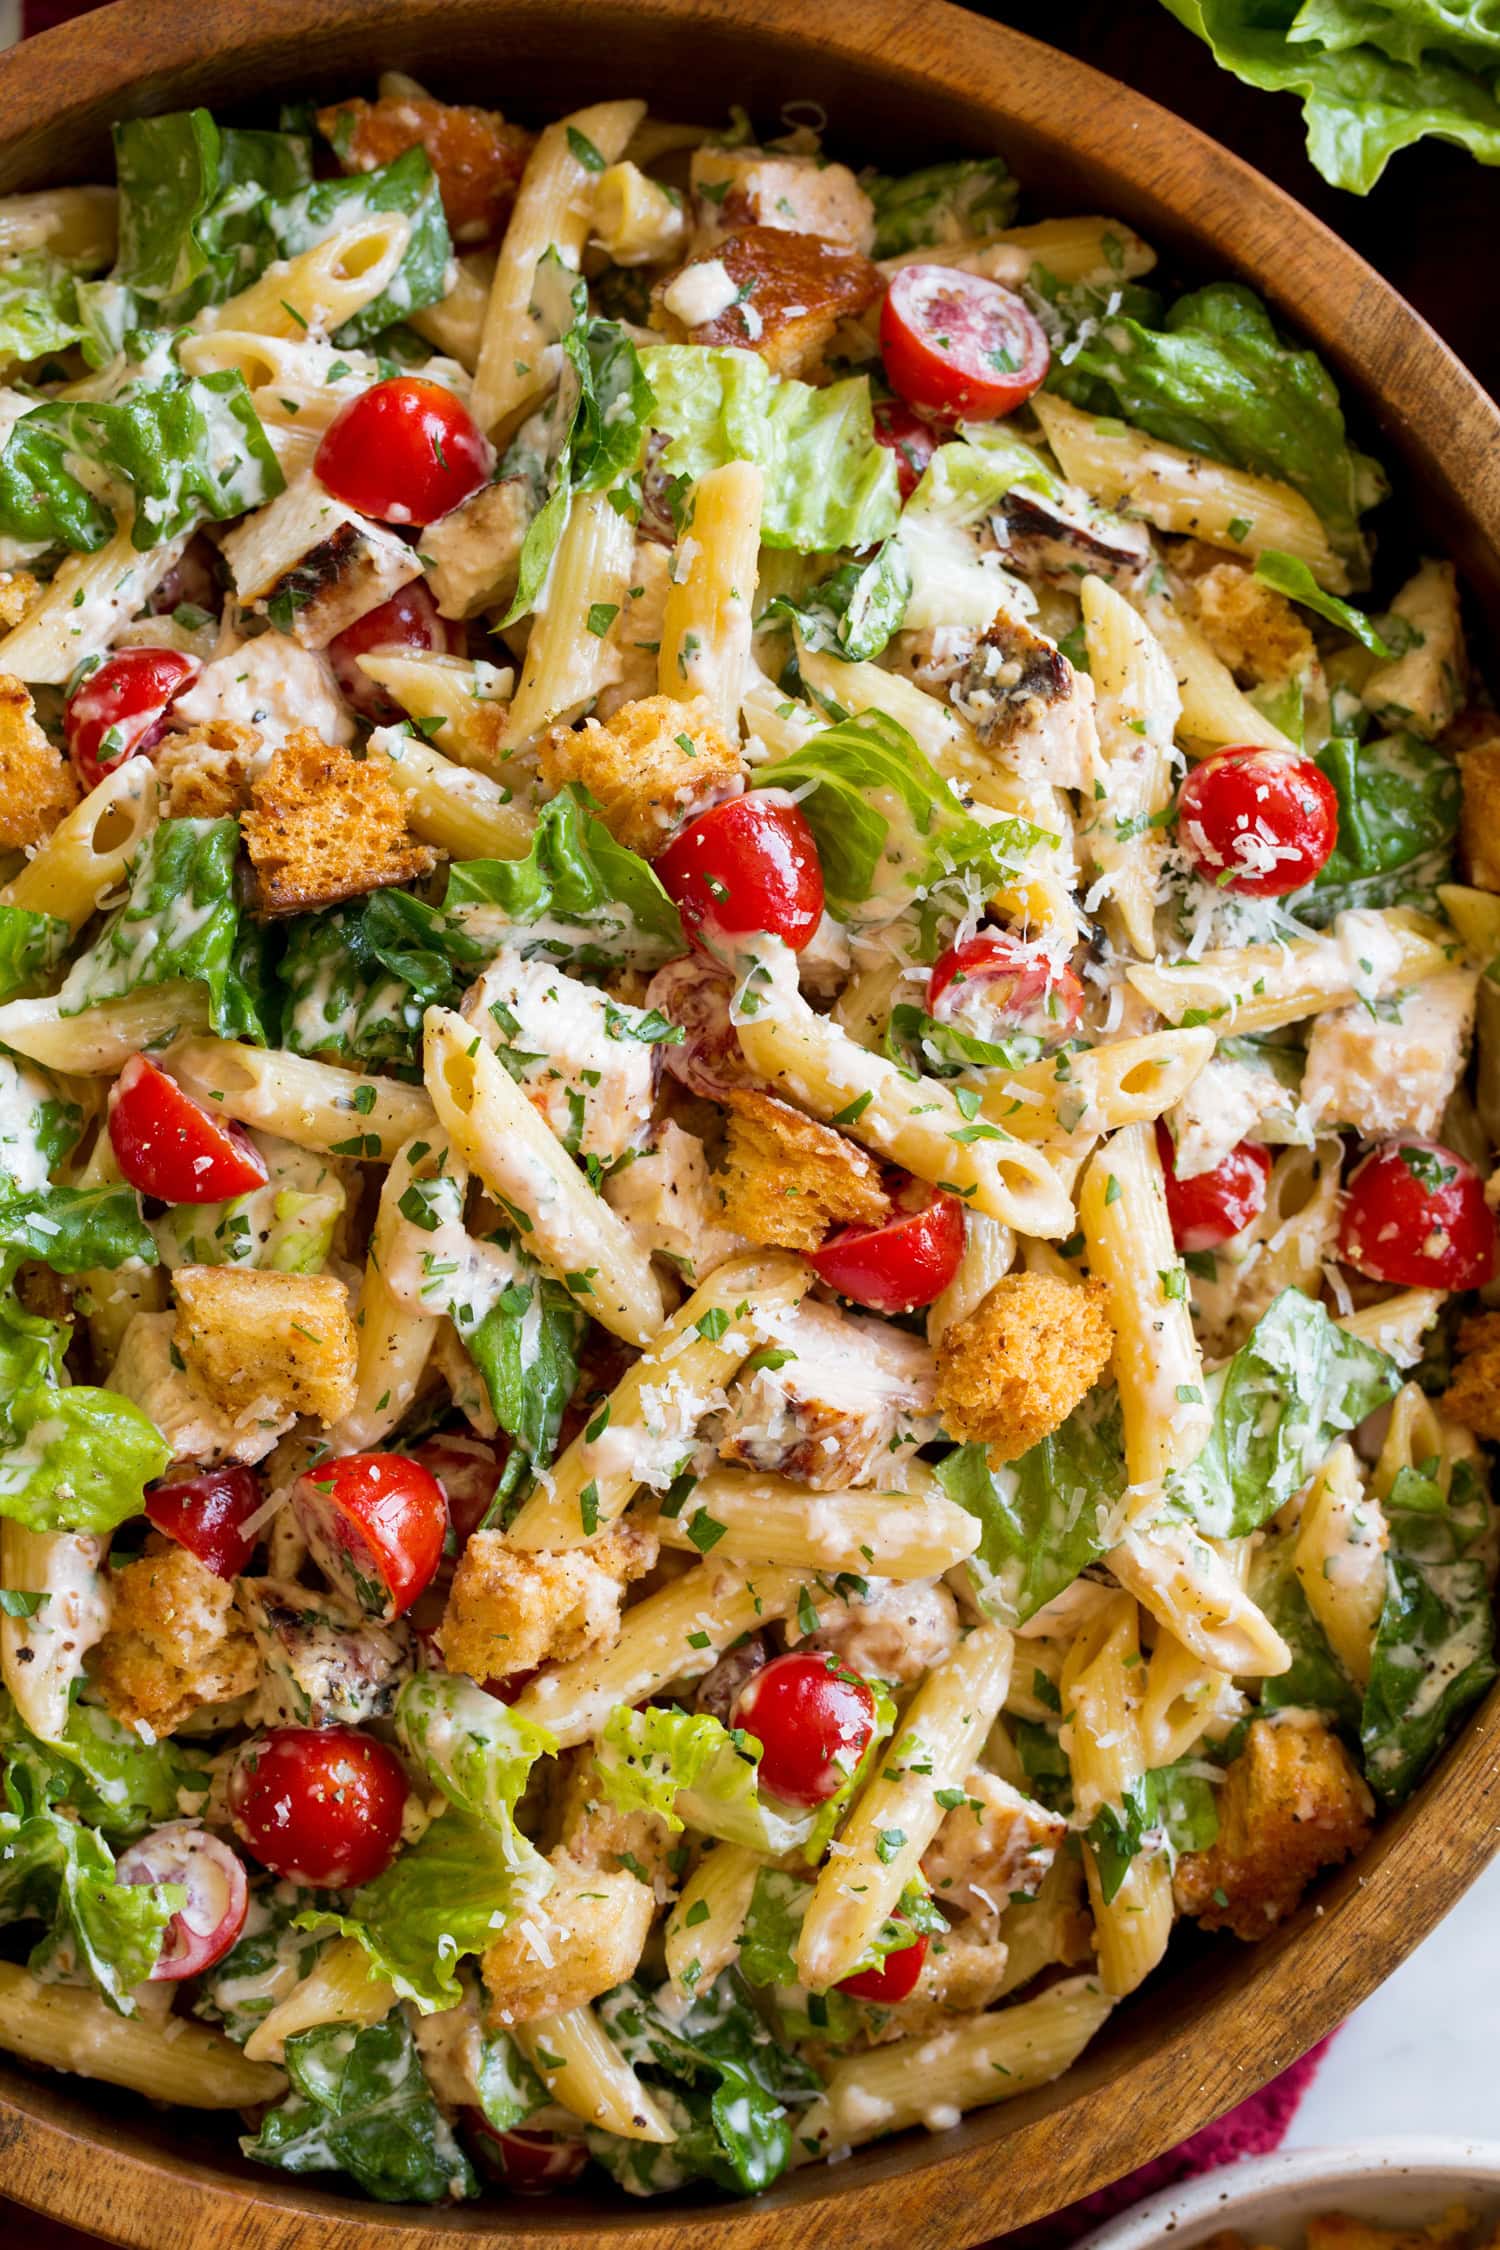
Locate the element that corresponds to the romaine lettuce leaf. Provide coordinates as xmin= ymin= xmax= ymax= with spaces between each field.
xmin=0 ymin=1054 xmax=82 ymax=1194
xmin=444 ymin=783 xmax=685 ymax=965
xmin=0 ymin=1688 xmax=207 ymax=1839
xmin=113 ymin=109 xmax=312 ymax=319
xmin=394 ymin=1670 xmax=554 ymax=1900
xmin=867 ymin=159 xmax=1017 ymax=257
xmin=0 ymin=1183 xmax=155 ymax=1283
xmin=593 ymin=1703 xmax=818 ymax=1853
xmin=280 ymin=889 xmax=489 ymax=1068
xmin=1292 ymin=730 xmax=1460 ymax=925
xmin=735 ymin=1862 xmax=937 ymax=1997
xmin=473 ymin=2026 xmax=548 ymax=2133
xmin=1254 ymin=549 xmax=1394 ymax=654
xmin=268 ymin=147 xmax=452 ymax=347
xmin=243 ymin=2011 xmax=477 ymax=2202
xmin=463 ymin=1267 xmax=586 ymax=1467
xmin=1252 ymin=1538 xmax=1363 ymax=1729
xmin=641 ymin=345 xmax=901 ymax=553
xmin=0 ymin=903 xmax=71 ymax=1003
xmin=938 ymin=1387 xmax=1126 ymax=1628
xmin=151 ymin=1137 xmax=345 ymax=1277
xmin=1361 ymin=1452 xmax=1497 ymax=1803
xmin=1084 ymin=1759 xmax=1220 ymax=1903
xmin=0 ymin=253 xmax=89 ymax=373
xmin=766 ymin=540 xmax=910 ymax=663
xmin=0 ymin=1292 xmax=170 ymax=1536
xmin=883 ymin=999 xmax=1046 ymax=1079
xmin=59 ymin=817 xmax=268 ymax=1040
xmin=0 ymin=1761 xmax=180 ymax=2012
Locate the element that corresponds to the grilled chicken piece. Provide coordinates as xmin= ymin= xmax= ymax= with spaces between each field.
xmin=986 ymin=486 xmax=1152 ymax=589
xmin=689 ymin=145 xmax=875 ymax=254
xmin=716 ymin=1299 xmax=938 ymax=1489
xmin=951 ymin=610 xmax=1097 ymax=790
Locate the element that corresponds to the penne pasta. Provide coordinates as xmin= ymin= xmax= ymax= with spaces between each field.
xmin=0 ymin=755 xmax=157 ymax=929
xmin=513 ymin=2006 xmax=675 ymax=2143
xmin=1080 ymin=573 xmax=1180 ymax=958
xmin=0 ymin=1963 xmax=287 ymax=2107
xmin=0 ymin=984 xmax=209 ymax=1073
xmin=171 ymin=1037 xmax=435 ymax=1161
xmin=664 ymin=1843 xmax=761 ymax=1995
xmin=658 ymin=459 xmax=763 ymax=728
xmin=507 ymin=489 xmax=638 ymax=743
xmin=654 ymin=1462 xmax=981 ymax=1578
xmin=1128 ymin=909 xmax=1456 ymax=1035
xmin=1062 ymin=1593 xmax=1175 ymax=1995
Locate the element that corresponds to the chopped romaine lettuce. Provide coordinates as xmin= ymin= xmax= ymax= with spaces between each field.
xmin=766 ymin=539 xmax=911 ymax=663
xmin=268 ymin=146 xmax=452 ymax=347
xmin=866 ymin=158 xmax=1018 ymax=257
xmin=1085 ymin=1760 xmax=1220 ymax=1903
xmin=445 ymin=784 xmax=685 ymax=965
xmin=593 ymin=1703 xmax=818 ymax=1853
xmin=0 ymin=1294 xmax=170 ymax=1536
xmin=462 ymin=1265 xmax=586 ymax=1467
xmin=192 ymin=1879 xmax=325 ymax=2045
xmin=394 ymin=1671 xmax=554 ymax=1891
xmin=1293 ymin=730 xmax=1460 ymax=925
xmin=113 ymin=109 xmax=312 ymax=320
xmin=1254 ymin=549 xmax=1394 ymax=654
xmin=0 ymin=903 xmax=71 ymax=1004
xmin=0 ymin=253 xmax=89 ymax=373
xmin=0 ymin=1055 xmax=82 ymax=1194
xmin=279 ymin=888 xmax=489 ymax=1069
xmin=0 ymin=1182 xmax=156 ymax=1282
xmin=0 ymin=1759 xmax=181 ymax=2012
xmin=1253 ymin=1538 xmax=1363 ymax=1730
xmin=0 ymin=1688 xmax=207 ymax=1839
xmin=243 ymin=2010 xmax=477 ymax=2202
xmin=938 ymin=1387 xmax=1126 ymax=1627
xmin=152 ymin=1138 xmax=345 ymax=1276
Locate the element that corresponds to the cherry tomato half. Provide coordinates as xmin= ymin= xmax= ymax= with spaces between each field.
xmin=228 ymin=1727 xmax=409 ymax=1887
xmin=410 ymin=1432 xmax=506 ymax=1543
xmin=465 ymin=2119 xmax=590 ymax=2192
xmin=144 ymin=1465 xmax=263 ymax=1580
xmin=116 ymin=1824 xmax=249 ymax=1981
xmin=872 ymin=397 xmax=945 ymax=502
xmin=644 ymin=954 xmax=755 ymax=1098
xmin=64 ymin=648 xmax=201 ymax=791
xmin=654 ymin=791 xmax=825 ymax=955
xmin=316 ymin=377 xmax=493 ymax=526
xmin=809 ymin=1184 xmax=966 ymax=1314
xmin=108 ymin=1054 xmax=269 ymax=1205
xmin=292 ymin=1452 xmax=447 ymax=1622
xmin=326 ymin=579 xmax=466 ymax=722
xmin=1338 ymin=1139 xmax=1495 ymax=1291
xmin=731 ymin=1652 xmax=877 ymax=1809
xmin=1177 ymin=747 xmax=1338 ymax=897
xmin=1155 ymin=1118 xmax=1272 ymax=1253
xmin=838 ymin=1926 xmax=929 ymax=2005
xmin=927 ymin=932 xmax=1085 ymax=1048
xmin=880 ymin=265 xmax=1050 ymax=420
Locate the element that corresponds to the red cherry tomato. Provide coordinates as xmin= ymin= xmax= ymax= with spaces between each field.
xmin=315 ymin=377 xmax=493 ymax=526
xmin=1177 ymin=747 xmax=1338 ymax=897
xmin=880 ymin=265 xmax=1050 ymax=420
xmin=409 ymin=1433 xmax=506 ymax=1542
xmin=872 ymin=398 xmax=945 ymax=502
xmin=64 ymin=648 xmax=201 ymax=791
xmin=838 ymin=1926 xmax=929 ymax=2005
xmin=144 ymin=1465 xmax=262 ymax=1580
xmin=643 ymin=954 xmax=755 ymax=1098
xmin=1155 ymin=1117 xmax=1272 ymax=1253
xmin=809 ymin=1185 xmax=965 ymax=1314
xmin=108 ymin=1054 xmax=268 ymax=1205
xmin=927 ymin=933 xmax=1085 ymax=1047
xmin=292 ymin=1452 xmax=447 ymax=1623
xmin=1338 ymin=1139 xmax=1495 ymax=1291
xmin=326 ymin=579 xmax=466 ymax=723
xmin=465 ymin=2119 xmax=589 ymax=2192
xmin=116 ymin=1824 xmax=248 ymax=1981
xmin=227 ymin=1727 xmax=409 ymax=1887
xmin=731 ymin=1652 xmax=877 ymax=1809
xmin=654 ymin=792 xmax=825 ymax=955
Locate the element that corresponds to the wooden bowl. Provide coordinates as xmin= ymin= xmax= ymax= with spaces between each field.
xmin=1 ymin=3 xmax=1497 ymax=2243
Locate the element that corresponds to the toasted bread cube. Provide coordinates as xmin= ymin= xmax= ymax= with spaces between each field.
xmin=1458 ymin=733 xmax=1500 ymax=892
xmin=422 ymin=476 xmax=532 ymax=619
xmin=537 ymin=693 xmax=743 ymax=859
xmin=1362 ymin=559 xmax=1467 ymax=740
xmin=317 ymin=94 xmax=532 ymax=245
xmin=220 ymin=470 xmax=422 ymax=650
xmin=481 ymin=1849 xmax=656 ymax=2027
xmin=90 ymin=1535 xmax=258 ymax=1732
xmin=652 ymin=227 xmax=883 ymax=380
xmin=438 ymin=1521 xmax=658 ymax=1684
xmin=934 ymin=1273 xmax=1114 ymax=1459
xmin=154 ymin=719 xmax=263 ymax=818
xmin=689 ymin=146 xmax=875 ymax=253
xmin=0 ymin=569 xmax=41 ymax=630
xmin=921 ymin=1770 xmax=1067 ymax=1933
xmin=0 ymin=672 xmax=78 ymax=849
xmin=715 ymin=1087 xmax=887 ymax=1253
xmin=241 ymin=731 xmax=435 ymax=915
xmin=173 ymin=1265 xmax=358 ymax=1427
xmin=1186 ymin=559 xmax=1315 ymax=686
xmin=1173 ymin=1713 xmax=1374 ymax=1939
xmin=1301 ymin=969 xmax=1476 ymax=1140
xmin=1442 ymin=1310 xmax=1500 ymax=1441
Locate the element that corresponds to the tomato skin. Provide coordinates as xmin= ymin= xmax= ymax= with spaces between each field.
xmin=315 ymin=377 xmax=493 ymax=526
xmin=809 ymin=1187 xmax=965 ymax=1314
xmin=326 ymin=580 xmax=466 ymax=722
xmin=292 ymin=1452 xmax=448 ymax=1622
xmin=115 ymin=1824 xmax=248 ymax=1982
xmin=409 ymin=1433 xmax=506 ymax=1543
xmin=108 ymin=1054 xmax=269 ymax=1205
xmin=731 ymin=1652 xmax=877 ymax=1809
xmin=465 ymin=2119 xmax=589 ymax=2192
xmin=872 ymin=397 xmax=945 ymax=502
xmin=654 ymin=792 xmax=825 ymax=954
xmin=1155 ymin=1118 xmax=1272 ymax=1252
xmin=64 ymin=648 xmax=201 ymax=790
xmin=838 ymin=1928 xmax=929 ymax=2005
xmin=227 ymin=1727 xmax=409 ymax=1888
xmin=1338 ymin=1139 xmax=1495 ymax=1290
xmin=881 ymin=265 xmax=1050 ymax=420
xmin=927 ymin=933 xmax=1085 ymax=1047
xmin=1177 ymin=747 xmax=1339 ymax=897
xmin=644 ymin=954 xmax=755 ymax=1098
xmin=144 ymin=1465 xmax=262 ymax=1580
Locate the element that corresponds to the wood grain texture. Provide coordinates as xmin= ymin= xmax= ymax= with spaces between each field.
xmin=0 ymin=1 xmax=1496 ymax=2243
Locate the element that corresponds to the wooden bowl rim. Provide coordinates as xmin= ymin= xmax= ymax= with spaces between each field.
xmin=0 ymin=1 xmax=1497 ymax=2243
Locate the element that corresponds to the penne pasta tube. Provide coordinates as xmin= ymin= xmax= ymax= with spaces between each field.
xmin=0 ymin=521 xmax=189 ymax=684
xmin=198 ymin=216 xmax=410 ymax=340
xmin=1133 ymin=585 xmax=1297 ymax=754
xmin=796 ymin=1623 xmax=1013 ymax=1991
xmin=424 ymin=1007 xmax=666 ymax=1347
xmin=0 ymin=984 xmax=210 ymax=1073
xmin=365 ymin=726 xmax=535 ymax=858
xmin=659 ymin=459 xmax=763 ymax=728
xmin=329 ymin=1137 xmax=445 ymax=1453
xmin=1128 ymin=909 xmax=1455 ymax=1036
xmin=508 ymin=489 xmax=637 ymax=742
xmin=927 ymin=1210 xmax=1015 ymax=1342
xmin=171 ymin=1037 xmax=434 ymax=1161
xmin=357 ymin=655 xmax=514 ymax=772
xmin=0 ymin=184 xmax=117 ymax=266
xmin=1080 ymin=573 xmax=1180 ymax=958
xmin=664 ymin=1843 xmax=761 ymax=1996
xmin=513 ymin=2006 xmax=675 ymax=2143
xmin=1062 ymin=1592 xmax=1174 ymax=1995
xmin=0 ymin=756 xmax=158 ymax=928
xmin=243 ymin=1936 xmax=398 ymax=2064
xmin=1293 ymin=1441 xmax=1385 ymax=1689
xmin=654 ymin=1463 xmax=981 ymax=1579
xmin=409 ymin=249 xmax=497 ymax=368
xmin=0 ymin=1962 xmax=287 ymax=2107
xmin=511 ymin=1564 xmax=808 ymax=1748
xmin=593 ymin=161 xmax=687 ymax=265
xmin=1336 ymin=1288 xmax=1446 ymax=1366
xmin=982 ymin=1027 xmax=1215 ymax=1143
xmin=507 ymin=1252 xmax=812 ymax=1548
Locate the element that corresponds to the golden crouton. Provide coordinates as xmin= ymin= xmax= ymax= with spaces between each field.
xmin=173 ymin=1265 xmax=358 ymax=1428
xmin=240 ymin=731 xmax=435 ymax=916
xmin=1184 ymin=560 xmax=1315 ymax=687
xmin=89 ymin=1534 xmax=258 ymax=1732
xmin=920 ymin=1770 xmax=1068 ymax=1934
xmin=1442 ymin=1311 xmax=1500 ymax=1440
xmin=481 ymin=1849 xmax=656 ymax=2027
xmin=154 ymin=720 xmax=262 ymax=819
xmin=0 ymin=672 xmax=78 ymax=849
xmin=715 ymin=1087 xmax=887 ymax=1253
xmin=438 ymin=1521 xmax=658 ymax=1685
xmin=1458 ymin=734 xmax=1500 ymax=893
xmin=1173 ymin=1713 xmax=1374 ymax=1940
xmin=652 ymin=227 xmax=883 ymax=380
xmin=536 ymin=693 xmax=744 ymax=859
xmin=934 ymin=1273 xmax=1114 ymax=1459
xmin=0 ymin=570 xmax=40 ymax=629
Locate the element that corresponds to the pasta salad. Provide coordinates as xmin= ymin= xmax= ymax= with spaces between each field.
xmin=0 ymin=73 xmax=1495 ymax=2211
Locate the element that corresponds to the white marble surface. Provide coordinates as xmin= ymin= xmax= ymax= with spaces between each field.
xmin=1282 ymin=1853 xmax=1500 ymax=2144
